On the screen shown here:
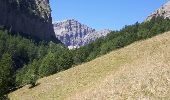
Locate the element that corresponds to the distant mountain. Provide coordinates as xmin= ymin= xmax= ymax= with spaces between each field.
xmin=146 ymin=1 xmax=170 ymax=21
xmin=53 ymin=19 xmax=112 ymax=49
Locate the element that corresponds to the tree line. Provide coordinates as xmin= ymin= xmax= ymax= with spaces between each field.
xmin=73 ymin=17 xmax=170 ymax=63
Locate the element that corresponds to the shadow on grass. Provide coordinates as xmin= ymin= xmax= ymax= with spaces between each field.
xmin=29 ymin=83 xmax=41 ymax=89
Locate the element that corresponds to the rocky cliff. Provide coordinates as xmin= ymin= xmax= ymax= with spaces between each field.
xmin=0 ymin=0 xmax=57 ymax=42
xmin=53 ymin=19 xmax=112 ymax=49
xmin=146 ymin=1 xmax=170 ymax=21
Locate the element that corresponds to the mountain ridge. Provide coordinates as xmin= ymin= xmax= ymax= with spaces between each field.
xmin=146 ymin=1 xmax=170 ymax=21
xmin=53 ymin=19 xmax=112 ymax=49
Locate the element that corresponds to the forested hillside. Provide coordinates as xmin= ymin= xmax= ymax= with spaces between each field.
xmin=73 ymin=17 xmax=170 ymax=64
xmin=8 ymin=29 xmax=170 ymax=100
xmin=1 ymin=17 xmax=170 ymax=98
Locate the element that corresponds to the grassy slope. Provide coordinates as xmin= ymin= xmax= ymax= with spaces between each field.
xmin=9 ymin=31 xmax=170 ymax=100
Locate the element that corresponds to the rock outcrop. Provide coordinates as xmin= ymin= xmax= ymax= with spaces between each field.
xmin=0 ymin=0 xmax=58 ymax=42
xmin=146 ymin=1 xmax=170 ymax=21
xmin=53 ymin=19 xmax=112 ymax=49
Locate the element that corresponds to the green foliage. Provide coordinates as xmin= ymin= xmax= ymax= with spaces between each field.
xmin=38 ymin=52 xmax=59 ymax=77
xmin=0 ymin=53 xmax=13 ymax=96
xmin=15 ymin=60 xmax=39 ymax=86
xmin=39 ymin=43 xmax=73 ymax=77
xmin=0 ymin=29 xmax=72 ymax=96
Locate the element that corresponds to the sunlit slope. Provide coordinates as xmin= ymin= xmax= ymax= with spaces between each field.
xmin=9 ymin=31 xmax=170 ymax=100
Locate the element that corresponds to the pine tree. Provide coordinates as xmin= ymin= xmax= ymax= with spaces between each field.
xmin=0 ymin=53 xmax=13 ymax=97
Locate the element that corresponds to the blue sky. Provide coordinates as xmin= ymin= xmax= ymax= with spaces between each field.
xmin=50 ymin=0 xmax=168 ymax=30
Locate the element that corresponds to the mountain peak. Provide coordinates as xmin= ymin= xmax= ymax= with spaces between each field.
xmin=53 ymin=19 xmax=78 ymax=24
xmin=164 ymin=1 xmax=170 ymax=6
xmin=53 ymin=19 xmax=95 ymax=36
xmin=53 ymin=19 xmax=112 ymax=49
xmin=146 ymin=1 xmax=170 ymax=21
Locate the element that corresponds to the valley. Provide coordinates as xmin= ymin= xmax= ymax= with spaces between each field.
xmin=0 ymin=0 xmax=170 ymax=100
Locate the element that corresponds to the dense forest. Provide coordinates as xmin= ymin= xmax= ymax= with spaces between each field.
xmin=1 ymin=17 xmax=170 ymax=98
xmin=0 ymin=28 xmax=73 ymax=98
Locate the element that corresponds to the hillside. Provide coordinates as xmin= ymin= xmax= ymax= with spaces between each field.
xmin=53 ymin=19 xmax=111 ymax=49
xmin=8 ymin=31 xmax=170 ymax=100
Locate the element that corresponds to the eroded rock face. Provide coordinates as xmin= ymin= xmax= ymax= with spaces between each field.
xmin=0 ymin=0 xmax=58 ymax=42
xmin=146 ymin=1 xmax=170 ymax=21
xmin=53 ymin=19 xmax=112 ymax=49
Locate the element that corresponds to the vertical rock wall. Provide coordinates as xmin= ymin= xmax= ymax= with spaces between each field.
xmin=0 ymin=0 xmax=58 ymax=42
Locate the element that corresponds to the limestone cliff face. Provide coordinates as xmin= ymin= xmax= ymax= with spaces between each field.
xmin=53 ymin=19 xmax=112 ymax=49
xmin=0 ymin=0 xmax=57 ymax=42
xmin=146 ymin=1 xmax=170 ymax=21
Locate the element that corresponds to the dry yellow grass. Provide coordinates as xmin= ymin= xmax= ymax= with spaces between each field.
xmin=9 ymin=31 xmax=170 ymax=100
